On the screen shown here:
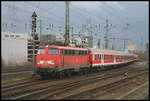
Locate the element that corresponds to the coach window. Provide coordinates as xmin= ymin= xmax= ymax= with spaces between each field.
xmin=105 ymin=55 xmax=108 ymax=60
xmin=99 ymin=55 xmax=101 ymax=60
xmin=95 ymin=55 xmax=97 ymax=60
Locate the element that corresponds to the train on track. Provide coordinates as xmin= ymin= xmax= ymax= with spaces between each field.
xmin=35 ymin=45 xmax=138 ymax=78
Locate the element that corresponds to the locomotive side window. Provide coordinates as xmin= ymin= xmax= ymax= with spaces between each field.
xmin=48 ymin=48 xmax=58 ymax=54
xmin=69 ymin=50 xmax=72 ymax=55
xmin=64 ymin=50 xmax=68 ymax=55
xmin=84 ymin=51 xmax=87 ymax=55
xmin=75 ymin=50 xmax=79 ymax=55
xmin=72 ymin=50 xmax=75 ymax=55
xmin=79 ymin=51 xmax=81 ymax=55
xmin=37 ymin=49 xmax=45 ymax=54
xmin=61 ymin=49 xmax=64 ymax=54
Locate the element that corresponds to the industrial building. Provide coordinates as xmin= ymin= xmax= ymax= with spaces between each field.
xmin=2 ymin=32 xmax=29 ymax=67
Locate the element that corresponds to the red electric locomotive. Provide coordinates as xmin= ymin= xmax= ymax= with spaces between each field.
xmin=36 ymin=45 xmax=90 ymax=77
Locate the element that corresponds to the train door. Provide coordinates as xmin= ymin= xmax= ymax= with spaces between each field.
xmin=114 ymin=55 xmax=116 ymax=63
xmin=101 ymin=54 xmax=104 ymax=64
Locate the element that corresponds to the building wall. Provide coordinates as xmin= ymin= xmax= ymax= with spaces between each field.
xmin=83 ymin=36 xmax=93 ymax=48
xmin=1 ymin=32 xmax=29 ymax=67
xmin=126 ymin=45 xmax=138 ymax=53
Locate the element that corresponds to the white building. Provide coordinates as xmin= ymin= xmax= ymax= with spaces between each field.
xmin=1 ymin=32 xmax=30 ymax=67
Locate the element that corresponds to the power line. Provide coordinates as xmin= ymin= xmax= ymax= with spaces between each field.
xmin=25 ymin=2 xmax=65 ymax=20
xmin=3 ymin=3 xmax=64 ymax=24
xmin=70 ymin=4 xmax=104 ymax=22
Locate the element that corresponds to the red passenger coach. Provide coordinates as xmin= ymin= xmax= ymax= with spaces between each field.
xmin=36 ymin=45 xmax=89 ymax=77
xmin=89 ymin=51 xmax=103 ymax=67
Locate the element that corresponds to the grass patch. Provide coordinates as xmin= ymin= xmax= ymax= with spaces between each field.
xmin=2 ymin=77 xmax=26 ymax=84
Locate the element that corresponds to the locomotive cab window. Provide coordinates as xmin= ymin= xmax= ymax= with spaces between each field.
xmin=37 ymin=49 xmax=45 ymax=54
xmin=48 ymin=48 xmax=58 ymax=54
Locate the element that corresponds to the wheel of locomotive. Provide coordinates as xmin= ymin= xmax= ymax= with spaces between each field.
xmin=80 ymin=68 xmax=85 ymax=75
xmin=64 ymin=70 xmax=71 ymax=78
xmin=58 ymin=71 xmax=64 ymax=79
xmin=67 ymin=70 xmax=71 ymax=77
xmin=77 ymin=70 xmax=82 ymax=76
xmin=40 ymin=72 xmax=48 ymax=79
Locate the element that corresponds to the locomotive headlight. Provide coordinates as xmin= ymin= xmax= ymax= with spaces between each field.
xmin=47 ymin=61 xmax=51 ymax=64
xmin=39 ymin=61 xmax=44 ymax=64
xmin=47 ymin=60 xmax=55 ymax=64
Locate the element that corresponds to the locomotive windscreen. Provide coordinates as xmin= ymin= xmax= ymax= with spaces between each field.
xmin=37 ymin=49 xmax=45 ymax=54
xmin=48 ymin=48 xmax=58 ymax=54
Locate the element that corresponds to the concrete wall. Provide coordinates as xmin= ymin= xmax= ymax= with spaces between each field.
xmin=1 ymin=32 xmax=29 ymax=67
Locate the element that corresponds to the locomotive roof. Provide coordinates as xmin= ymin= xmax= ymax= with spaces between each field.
xmin=39 ymin=45 xmax=88 ymax=50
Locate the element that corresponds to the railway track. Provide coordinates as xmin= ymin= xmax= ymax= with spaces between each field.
xmin=116 ymin=81 xmax=149 ymax=100
xmin=2 ymin=65 xmax=34 ymax=80
xmin=2 ymin=65 xmax=33 ymax=74
xmin=1 ymin=61 xmax=133 ymax=86
xmin=39 ymin=70 xmax=148 ymax=100
xmin=2 ymin=71 xmax=33 ymax=80
xmin=68 ymin=72 xmax=148 ymax=100
xmin=2 ymin=65 xmax=148 ymax=100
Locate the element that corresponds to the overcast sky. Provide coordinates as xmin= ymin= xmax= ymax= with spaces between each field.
xmin=2 ymin=1 xmax=149 ymax=51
